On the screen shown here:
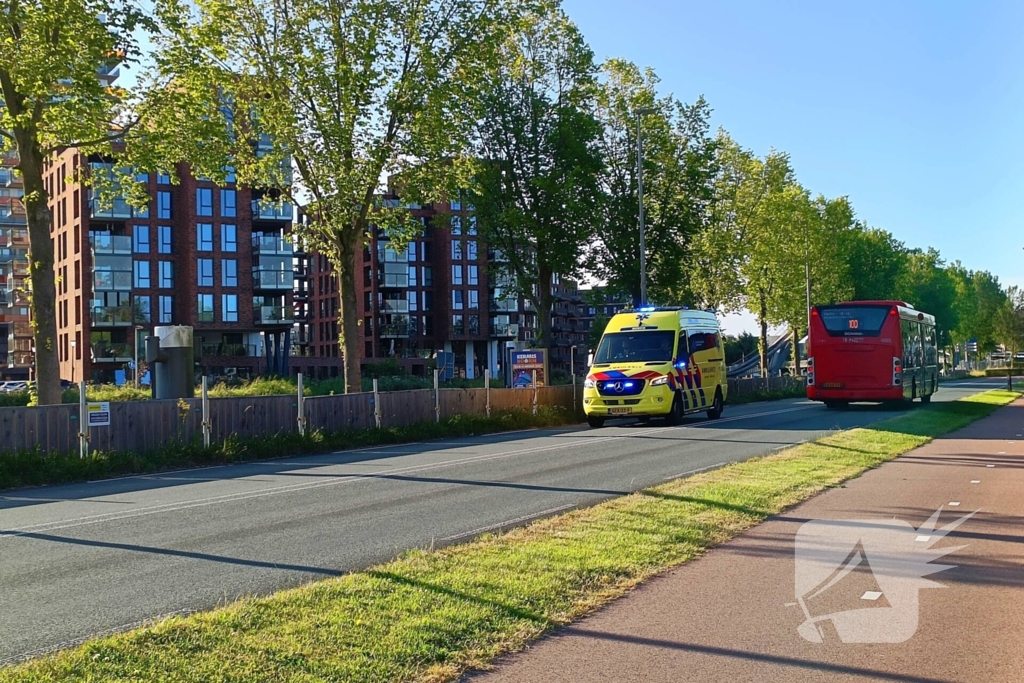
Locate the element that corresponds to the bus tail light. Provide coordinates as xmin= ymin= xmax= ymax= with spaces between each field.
xmin=806 ymin=357 xmax=814 ymax=386
xmin=893 ymin=357 xmax=902 ymax=386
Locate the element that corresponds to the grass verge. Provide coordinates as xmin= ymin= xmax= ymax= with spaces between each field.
xmin=0 ymin=408 xmax=579 ymax=491
xmin=2 ymin=390 xmax=1017 ymax=682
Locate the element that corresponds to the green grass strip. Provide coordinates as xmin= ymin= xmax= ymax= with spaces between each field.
xmin=3 ymin=389 xmax=1017 ymax=683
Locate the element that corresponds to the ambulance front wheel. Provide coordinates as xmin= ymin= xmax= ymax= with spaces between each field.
xmin=587 ymin=416 xmax=606 ymax=429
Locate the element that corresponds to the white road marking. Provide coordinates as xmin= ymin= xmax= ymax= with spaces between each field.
xmin=971 ymin=480 xmax=981 ymax=484
xmin=987 ymin=465 xmax=996 ymax=468
xmin=861 ymin=591 xmax=883 ymax=601
xmin=915 ymin=535 xmax=931 ymax=542
xmin=663 ymin=461 xmax=728 ymax=481
xmin=438 ymin=503 xmax=576 ymax=543
xmin=948 ymin=502 xmax=961 ymax=507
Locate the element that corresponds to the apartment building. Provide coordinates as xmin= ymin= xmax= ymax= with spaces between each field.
xmin=0 ymin=153 xmax=31 ymax=381
xmin=46 ymin=150 xmax=300 ymax=384
xmin=298 ymin=193 xmax=588 ymax=380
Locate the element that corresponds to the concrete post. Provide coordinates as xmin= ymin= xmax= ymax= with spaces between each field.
xmin=532 ymin=369 xmax=538 ymax=415
xmin=485 ymin=372 xmax=491 ymax=417
xmin=297 ymin=372 xmax=306 ymax=436
xmin=434 ymin=368 xmax=441 ymax=423
xmin=201 ymin=376 xmax=211 ymax=448
xmin=78 ymin=381 xmax=88 ymax=459
xmin=373 ymin=378 xmax=382 ymax=429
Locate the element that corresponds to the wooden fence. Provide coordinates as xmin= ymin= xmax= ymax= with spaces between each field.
xmin=0 ymin=385 xmax=579 ymax=457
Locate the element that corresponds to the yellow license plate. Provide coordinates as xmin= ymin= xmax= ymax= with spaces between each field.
xmin=608 ymin=407 xmax=632 ymax=415
xmin=821 ymin=383 xmax=845 ymax=389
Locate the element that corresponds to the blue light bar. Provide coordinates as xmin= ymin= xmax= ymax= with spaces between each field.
xmin=638 ymin=306 xmax=656 ymax=312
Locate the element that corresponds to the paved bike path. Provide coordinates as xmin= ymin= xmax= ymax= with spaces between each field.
xmin=474 ymin=399 xmax=1024 ymax=683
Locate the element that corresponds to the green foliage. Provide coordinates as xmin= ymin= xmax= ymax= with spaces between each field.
xmin=588 ymin=313 xmax=609 ymax=353
xmin=895 ymin=248 xmax=959 ymax=345
xmin=723 ymin=333 xmax=759 ymax=365
xmin=469 ymin=2 xmax=603 ymax=348
xmin=994 ymin=286 xmax=1024 ymax=359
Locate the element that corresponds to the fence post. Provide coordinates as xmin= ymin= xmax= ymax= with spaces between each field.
xmin=485 ymin=372 xmax=491 ymax=417
xmin=532 ymin=370 xmax=538 ymax=415
xmin=78 ymin=381 xmax=88 ymax=459
xmin=373 ymin=378 xmax=382 ymax=429
xmin=434 ymin=368 xmax=441 ymax=423
xmin=297 ymin=372 xmax=306 ymax=437
xmin=202 ymin=376 xmax=211 ymax=448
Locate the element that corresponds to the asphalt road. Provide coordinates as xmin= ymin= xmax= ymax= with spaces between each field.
xmin=0 ymin=379 xmax=1002 ymax=665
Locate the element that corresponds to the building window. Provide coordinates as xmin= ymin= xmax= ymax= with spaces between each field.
xmin=468 ymin=264 xmax=479 ymax=286
xmin=452 ymin=314 xmax=464 ymax=334
xmin=133 ymin=261 xmax=150 ymax=288
xmin=407 ymin=265 xmax=417 ymax=287
xmin=197 ymin=222 xmax=213 ymax=251
xmin=221 ymin=189 xmax=236 ymax=217
xmin=197 ymin=258 xmax=214 ymax=287
xmin=134 ymin=295 xmax=152 ymax=323
xmin=157 ymin=172 xmax=170 ymax=185
xmin=197 ymin=293 xmax=214 ymax=322
xmin=222 ymin=259 xmax=238 ymax=287
xmin=157 ymin=191 xmax=172 ymax=219
xmin=423 ymin=291 xmax=432 ymax=311
xmin=453 ymin=265 xmax=465 ymax=285
xmin=469 ymin=314 xmax=480 ymax=335
xmin=157 ymin=225 xmax=172 ymax=254
xmin=196 ymin=187 xmax=213 ymax=216
xmin=221 ymin=224 xmax=237 ymax=252
xmin=468 ymin=216 xmax=477 ymax=235
xmin=468 ymin=290 xmax=479 ymax=309
xmin=159 ymin=261 xmax=174 ymax=288
xmin=407 ymin=290 xmax=418 ymax=312
xmin=467 ymin=241 xmax=477 ymax=260
xmin=408 ymin=241 xmax=417 ymax=261
xmin=423 ymin=267 xmax=432 ymax=287
xmin=222 ymin=294 xmax=238 ymax=322
xmin=452 ymin=290 xmax=464 ymax=310
xmin=133 ymin=225 xmax=149 ymax=254
xmin=223 ymin=165 xmax=236 ymax=183
xmin=159 ymin=295 xmax=173 ymax=323
xmin=451 ymin=215 xmax=462 ymax=234
xmin=451 ymin=239 xmax=462 ymax=260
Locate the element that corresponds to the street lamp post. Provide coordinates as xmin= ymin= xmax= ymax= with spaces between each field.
xmin=133 ymin=326 xmax=143 ymax=389
xmin=69 ymin=338 xmax=77 ymax=384
xmin=635 ymin=107 xmax=657 ymax=307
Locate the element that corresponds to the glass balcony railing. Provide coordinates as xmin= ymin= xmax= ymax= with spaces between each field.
xmin=251 ymin=235 xmax=294 ymax=254
xmin=380 ymin=272 xmax=409 ymax=288
xmin=89 ymin=197 xmax=133 ymax=219
xmin=90 ymin=234 xmax=133 ymax=255
xmin=379 ymin=323 xmax=411 ymax=338
xmin=13 ymin=322 xmax=32 ymax=338
xmin=92 ymin=342 xmax=133 ymax=361
xmin=490 ymin=323 xmax=519 ymax=338
xmin=91 ymin=305 xmax=135 ymax=327
xmin=8 ymin=350 xmax=32 ymax=367
xmin=93 ymin=270 xmax=133 ymax=291
xmin=2 ymin=228 xmax=27 ymax=248
xmin=382 ymin=299 xmax=409 ymax=314
xmin=251 ymin=200 xmax=293 ymax=221
xmin=252 ymin=269 xmax=293 ymax=290
xmin=256 ymin=305 xmax=293 ymax=325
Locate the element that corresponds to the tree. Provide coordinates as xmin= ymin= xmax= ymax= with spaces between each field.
xmin=843 ymin=225 xmax=907 ymax=302
xmin=469 ymin=1 xmax=602 ymax=350
xmin=160 ymin=0 xmax=504 ymax=393
xmin=0 ymin=2 xmax=172 ymax=404
xmin=994 ymin=286 xmax=1024 ymax=390
xmin=589 ymin=59 xmax=717 ymax=305
xmin=587 ymin=313 xmax=608 ymax=353
xmin=896 ymin=248 xmax=958 ymax=346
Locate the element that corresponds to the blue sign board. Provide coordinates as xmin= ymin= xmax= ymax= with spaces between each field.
xmin=511 ymin=349 xmax=548 ymax=388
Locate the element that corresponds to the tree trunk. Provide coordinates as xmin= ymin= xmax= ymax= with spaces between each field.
xmin=336 ymin=229 xmax=362 ymax=394
xmin=758 ymin=293 xmax=769 ymax=378
xmin=792 ymin=326 xmax=801 ymax=375
xmin=535 ymin=260 xmax=554 ymax=351
xmin=15 ymin=134 xmax=61 ymax=405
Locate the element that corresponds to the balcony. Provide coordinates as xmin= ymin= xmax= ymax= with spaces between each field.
xmin=252 ymin=235 xmax=294 ymax=255
xmin=256 ymin=305 xmax=293 ymax=325
xmin=7 ymin=350 xmax=32 ymax=367
xmin=2 ymin=228 xmax=27 ymax=248
xmin=91 ymin=305 xmax=135 ymax=327
xmin=197 ymin=342 xmax=258 ymax=358
xmin=382 ymin=299 xmax=409 ymax=314
xmin=0 ymin=169 xmax=21 ymax=189
xmin=90 ymin=234 xmax=133 ymax=255
xmin=251 ymin=200 xmax=293 ymax=222
xmin=92 ymin=342 xmax=133 ymax=361
xmin=12 ymin=321 xmax=32 ymax=338
xmin=379 ymin=323 xmax=411 ymax=338
xmin=252 ymin=269 xmax=293 ymax=290
xmin=379 ymin=272 xmax=409 ymax=288
xmin=5 ymin=288 xmax=28 ymax=307
xmin=490 ymin=323 xmax=519 ymax=338
xmin=491 ymin=298 xmax=519 ymax=313
xmin=89 ymin=197 xmax=133 ymax=220
xmin=93 ymin=269 xmax=133 ymax=291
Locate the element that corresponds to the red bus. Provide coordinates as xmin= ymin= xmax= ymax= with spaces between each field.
xmin=806 ymin=301 xmax=938 ymax=408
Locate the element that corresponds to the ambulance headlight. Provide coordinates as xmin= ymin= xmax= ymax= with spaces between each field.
xmin=584 ymin=378 xmax=596 ymax=389
xmin=650 ymin=376 xmax=670 ymax=387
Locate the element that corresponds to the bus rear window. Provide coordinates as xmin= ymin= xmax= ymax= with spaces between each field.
xmin=818 ymin=306 xmax=890 ymax=337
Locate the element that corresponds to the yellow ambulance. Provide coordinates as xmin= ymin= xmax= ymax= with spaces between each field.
xmin=583 ymin=307 xmax=728 ymax=428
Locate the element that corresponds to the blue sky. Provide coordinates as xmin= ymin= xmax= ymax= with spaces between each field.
xmin=563 ymin=0 xmax=1024 ymax=334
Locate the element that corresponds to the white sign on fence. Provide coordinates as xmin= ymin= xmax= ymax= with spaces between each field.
xmin=87 ymin=402 xmax=111 ymax=427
